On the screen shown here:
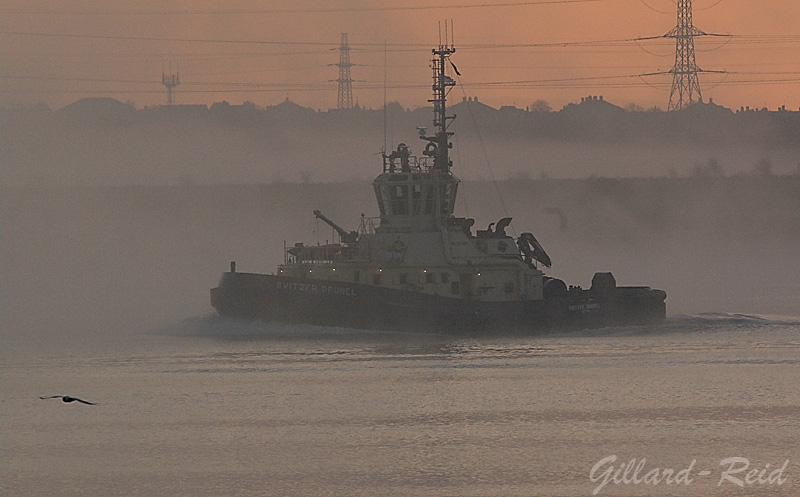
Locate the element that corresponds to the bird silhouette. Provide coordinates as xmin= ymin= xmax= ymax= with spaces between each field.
xmin=40 ymin=395 xmax=96 ymax=405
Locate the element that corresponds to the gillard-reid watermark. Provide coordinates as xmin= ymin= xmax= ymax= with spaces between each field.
xmin=589 ymin=455 xmax=789 ymax=495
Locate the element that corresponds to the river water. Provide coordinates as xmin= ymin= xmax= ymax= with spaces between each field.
xmin=2 ymin=183 xmax=798 ymax=495
xmin=2 ymin=314 xmax=798 ymax=497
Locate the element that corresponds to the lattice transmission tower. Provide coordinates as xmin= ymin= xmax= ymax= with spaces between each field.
xmin=639 ymin=0 xmax=728 ymax=111
xmin=334 ymin=33 xmax=354 ymax=109
xmin=665 ymin=0 xmax=705 ymax=110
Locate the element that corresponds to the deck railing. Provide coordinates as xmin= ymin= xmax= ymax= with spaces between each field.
xmin=382 ymin=154 xmax=433 ymax=173
xmin=359 ymin=216 xmax=378 ymax=235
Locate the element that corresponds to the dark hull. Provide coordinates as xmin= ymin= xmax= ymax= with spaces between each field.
xmin=210 ymin=272 xmax=666 ymax=334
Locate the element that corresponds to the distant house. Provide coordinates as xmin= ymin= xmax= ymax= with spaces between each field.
xmin=157 ymin=104 xmax=209 ymax=117
xmin=560 ymin=95 xmax=625 ymax=116
xmin=134 ymin=103 xmax=209 ymax=124
xmin=55 ymin=97 xmax=136 ymax=122
xmin=555 ymin=96 xmax=628 ymax=141
xmin=208 ymin=101 xmax=257 ymax=123
xmin=450 ymin=96 xmax=497 ymax=120
xmin=498 ymin=105 xmax=528 ymax=123
xmin=266 ymin=97 xmax=315 ymax=119
xmin=681 ymin=98 xmax=733 ymax=118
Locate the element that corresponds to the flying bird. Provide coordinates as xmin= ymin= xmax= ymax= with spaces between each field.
xmin=39 ymin=395 xmax=96 ymax=405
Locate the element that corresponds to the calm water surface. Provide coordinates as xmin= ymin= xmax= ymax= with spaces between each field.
xmin=2 ymin=314 xmax=799 ymax=496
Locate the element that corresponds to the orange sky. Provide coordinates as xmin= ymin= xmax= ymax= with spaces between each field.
xmin=1 ymin=0 xmax=799 ymax=111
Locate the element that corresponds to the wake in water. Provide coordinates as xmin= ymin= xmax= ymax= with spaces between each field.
xmin=153 ymin=314 xmax=440 ymax=342
xmin=515 ymin=312 xmax=799 ymax=339
xmin=671 ymin=312 xmax=800 ymax=325
xmin=154 ymin=312 xmax=799 ymax=344
xmin=661 ymin=312 xmax=800 ymax=334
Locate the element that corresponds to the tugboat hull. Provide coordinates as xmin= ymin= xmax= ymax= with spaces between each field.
xmin=211 ymin=272 xmax=666 ymax=334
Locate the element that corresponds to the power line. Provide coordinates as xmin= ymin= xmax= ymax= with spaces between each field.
xmin=0 ymin=1 xmax=604 ymax=16
xmin=4 ymin=77 xmax=798 ymax=99
xmin=1 ymin=29 xmax=637 ymax=49
xmin=3 ymin=29 xmax=798 ymax=51
xmin=0 ymin=30 xmax=343 ymax=46
xmin=6 ymin=71 xmax=796 ymax=91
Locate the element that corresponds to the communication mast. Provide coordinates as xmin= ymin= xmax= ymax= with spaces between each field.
xmin=334 ymin=33 xmax=354 ymax=109
xmin=420 ymin=20 xmax=457 ymax=171
xmin=162 ymin=62 xmax=180 ymax=106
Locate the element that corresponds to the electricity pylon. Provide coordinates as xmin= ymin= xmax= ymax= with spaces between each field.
xmin=334 ymin=33 xmax=354 ymax=109
xmin=666 ymin=0 xmax=704 ymax=110
xmin=639 ymin=0 xmax=728 ymax=111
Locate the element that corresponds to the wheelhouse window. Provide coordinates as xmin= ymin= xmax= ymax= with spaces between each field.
xmin=440 ymin=182 xmax=457 ymax=216
xmin=412 ymin=183 xmax=425 ymax=214
xmin=424 ymin=187 xmax=435 ymax=214
xmin=391 ymin=185 xmax=409 ymax=215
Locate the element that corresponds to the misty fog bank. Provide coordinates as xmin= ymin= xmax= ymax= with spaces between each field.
xmin=3 ymin=176 xmax=798 ymax=355
xmin=2 ymin=97 xmax=798 ymax=186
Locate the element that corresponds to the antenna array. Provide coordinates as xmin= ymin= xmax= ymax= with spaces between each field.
xmin=161 ymin=62 xmax=180 ymax=106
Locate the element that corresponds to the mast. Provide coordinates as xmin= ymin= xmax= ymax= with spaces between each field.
xmin=421 ymin=31 xmax=456 ymax=172
xmin=373 ymin=26 xmax=460 ymax=225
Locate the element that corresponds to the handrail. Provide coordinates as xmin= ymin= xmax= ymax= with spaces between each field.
xmin=359 ymin=216 xmax=378 ymax=235
xmin=381 ymin=154 xmax=434 ymax=173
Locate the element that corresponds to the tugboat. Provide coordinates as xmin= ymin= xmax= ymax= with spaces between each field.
xmin=210 ymin=40 xmax=666 ymax=333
